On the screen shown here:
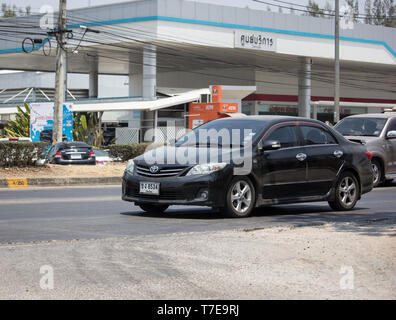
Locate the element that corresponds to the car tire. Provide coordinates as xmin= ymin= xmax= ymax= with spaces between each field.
xmin=328 ymin=171 xmax=360 ymax=211
xmin=138 ymin=203 xmax=169 ymax=213
xmin=371 ymin=159 xmax=382 ymax=187
xmin=221 ymin=176 xmax=256 ymax=218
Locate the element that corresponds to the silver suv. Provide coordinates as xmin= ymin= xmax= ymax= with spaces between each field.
xmin=334 ymin=111 xmax=396 ymax=187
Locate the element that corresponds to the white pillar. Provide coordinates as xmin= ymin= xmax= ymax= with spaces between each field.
xmin=312 ymin=103 xmax=318 ymax=119
xmin=143 ymin=43 xmax=156 ymax=100
xmin=128 ymin=62 xmax=142 ymax=97
xmin=298 ymin=57 xmax=311 ymax=118
xmin=89 ymin=55 xmax=98 ymax=98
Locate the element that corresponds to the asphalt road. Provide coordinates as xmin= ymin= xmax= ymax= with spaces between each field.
xmin=0 ymin=183 xmax=395 ymax=244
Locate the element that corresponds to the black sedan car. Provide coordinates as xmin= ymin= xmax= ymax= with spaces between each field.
xmin=122 ymin=116 xmax=373 ymax=217
xmin=47 ymin=142 xmax=96 ymax=165
xmin=39 ymin=129 xmax=68 ymax=142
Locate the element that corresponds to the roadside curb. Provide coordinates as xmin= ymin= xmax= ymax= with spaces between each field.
xmin=0 ymin=176 xmax=122 ymax=188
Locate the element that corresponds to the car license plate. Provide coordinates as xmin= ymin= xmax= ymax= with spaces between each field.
xmin=71 ymin=154 xmax=81 ymax=159
xmin=140 ymin=182 xmax=160 ymax=195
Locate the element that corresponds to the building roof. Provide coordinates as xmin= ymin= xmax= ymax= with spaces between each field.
xmin=1 ymin=0 xmax=395 ymax=74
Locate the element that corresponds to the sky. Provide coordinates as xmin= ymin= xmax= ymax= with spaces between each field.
xmin=2 ymin=0 xmax=368 ymax=14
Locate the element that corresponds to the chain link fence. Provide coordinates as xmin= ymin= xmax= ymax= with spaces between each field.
xmin=115 ymin=128 xmax=140 ymax=144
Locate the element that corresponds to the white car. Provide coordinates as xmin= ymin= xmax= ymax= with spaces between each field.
xmin=93 ymin=148 xmax=112 ymax=165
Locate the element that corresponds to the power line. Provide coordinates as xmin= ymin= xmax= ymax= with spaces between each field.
xmin=0 ymin=6 xmax=394 ymax=95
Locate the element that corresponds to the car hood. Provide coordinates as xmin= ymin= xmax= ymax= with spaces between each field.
xmin=133 ymin=145 xmax=250 ymax=166
xmin=343 ymin=135 xmax=380 ymax=145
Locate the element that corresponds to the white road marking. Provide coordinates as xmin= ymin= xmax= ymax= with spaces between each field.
xmin=0 ymin=196 xmax=121 ymax=205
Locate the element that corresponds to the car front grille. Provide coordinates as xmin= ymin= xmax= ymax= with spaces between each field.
xmin=127 ymin=186 xmax=184 ymax=200
xmin=136 ymin=164 xmax=189 ymax=177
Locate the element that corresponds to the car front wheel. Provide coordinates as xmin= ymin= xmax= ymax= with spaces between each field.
xmin=138 ymin=203 xmax=169 ymax=213
xmin=328 ymin=172 xmax=359 ymax=211
xmin=221 ymin=177 xmax=255 ymax=218
xmin=371 ymin=159 xmax=382 ymax=187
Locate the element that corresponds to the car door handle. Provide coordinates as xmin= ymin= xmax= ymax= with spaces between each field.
xmin=333 ymin=150 xmax=344 ymax=158
xmin=296 ymin=153 xmax=307 ymax=161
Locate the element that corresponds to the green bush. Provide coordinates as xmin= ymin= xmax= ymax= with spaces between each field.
xmin=0 ymin=142 xmax=48 ymax=167
xmin=107 ymin=143 xmax=163 ymax=162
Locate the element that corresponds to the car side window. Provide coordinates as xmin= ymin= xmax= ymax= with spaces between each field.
xmin=300 ymin=126 xmax=337 ymax=145
xmin=49 ymin=145 xmax=57 ymax=156
xmin=265 ymin=126 xmax=299 ymax=149
xmin=386 ymin=119 xmax=396 ymax=132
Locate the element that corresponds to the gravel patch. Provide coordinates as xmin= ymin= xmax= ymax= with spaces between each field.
xmin=0 ymin=223 xmax=395 ymax=299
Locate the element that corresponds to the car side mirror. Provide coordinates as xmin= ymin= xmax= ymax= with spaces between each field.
xmin=386 ymin=130 xmax=396 ymax=139
xmin=258 ymin=140 xmax=281 ymax=153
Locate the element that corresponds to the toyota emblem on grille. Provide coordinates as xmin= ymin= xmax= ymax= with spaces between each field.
xmin=149 ymin=165 xmax=159 ymax=173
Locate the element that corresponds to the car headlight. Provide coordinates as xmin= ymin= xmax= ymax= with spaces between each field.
xmin=126 ymin=160 xmax=135 ymax=174
xmin=186 ymin=162 xmax=227 ymax=176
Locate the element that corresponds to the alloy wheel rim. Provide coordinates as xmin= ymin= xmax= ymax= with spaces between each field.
xmin=338 ymin=176 xmax=357 ymax=207
xmin=372 ymin=163 xmax=379 ymax=185
xmin=231 ymin=181 xmax=252 ymax=214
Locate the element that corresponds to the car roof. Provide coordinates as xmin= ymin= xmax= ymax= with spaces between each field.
xmin=343 ymin=113 xmax=396 ymax=119
xmin=214 ymin=115 xmax=325 ymax=126
xmin=56 ymin=141 xmax=91 ymax=148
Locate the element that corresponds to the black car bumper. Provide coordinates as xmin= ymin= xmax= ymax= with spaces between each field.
xmin=54 ymin=158 xmax=96 ymax=165
xmin=122 ymin=170 xmax=230 ymax=207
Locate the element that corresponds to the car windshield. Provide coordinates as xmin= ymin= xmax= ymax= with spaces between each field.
xmin=93 ymin=149 xmax=108 ymax=157
xmin=175 ymin=119 xmax=265 ymax=147
xmin=58 ymin=142 xmax=90 ymax=150
xmin=334 ymin=117 xmax=387 ymax=137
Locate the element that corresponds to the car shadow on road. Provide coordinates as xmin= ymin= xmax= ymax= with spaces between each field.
xmin=120 ymin=203 xmax=396 ymax=237
xmin=121 ymin=207 xmax=224 ymax=220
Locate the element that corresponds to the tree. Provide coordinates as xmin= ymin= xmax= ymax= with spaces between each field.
xmin=73 ymin=112 xmax=104 ymax=147
xmin=383 ymin=0 xmax=396 ymax=26
xmin=2 ymin=103 xmax=30 ymax=138
xmin=1 ymin=3 xmax=31 ymax=17
xmin=1 ymin=3 xmax=16 ymax=17
xmin=370 ymin=0 xmax=396 ymax=26
xmin=344 ymin=0 xmax=360 ymax=22
xmin=372 ymin=0 xmax=386 ymax=24
xmin=365 ymin=0 xmax=373 ymax=24
xmin=306 ymin=0 xmax=325 ymax=18
xmin=324 ymin=1 xmax=333 ymax=16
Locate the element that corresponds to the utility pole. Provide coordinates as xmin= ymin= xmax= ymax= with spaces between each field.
xmin=53 ymin=0 xmax=67 ymax=143
xmin=334 ymin=0 xmax=340 ymax=124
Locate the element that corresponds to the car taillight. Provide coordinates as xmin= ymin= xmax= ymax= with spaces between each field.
xmin=54 ymin=152 xmax=63 ymax=159
xmin=9 ymin=138 xmax=19 ymax=141
xmin=89 ymin=151 xmax=95 ymax=158
xmin=366 ymin=152 xmax=372 ymax=160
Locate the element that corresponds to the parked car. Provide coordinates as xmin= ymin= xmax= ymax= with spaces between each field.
xmin=93 ymin=148 xmax=112 ymax=165
xmin=122 ymin=116 xmax=373 ymax=217
xmin=334 ymin=111 xmax=396 ymax=187
xmin=39 ymin=129 xmax=68 ymax=142
xmin=0 ymin=137 xmax=32 ymax=142
xmin=47 ymin=142 xmax=95 ymax=165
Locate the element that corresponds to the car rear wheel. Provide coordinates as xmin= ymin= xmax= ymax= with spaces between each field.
xmin=138 ymin=204 xmax=169 ymax=213
xmin=371 ymin=159 xmax=382 ymax=187
xmin=221 ymin=177 xmax=255 ymax=218
xmin=328 ymin=172 xmax=360 ymax=211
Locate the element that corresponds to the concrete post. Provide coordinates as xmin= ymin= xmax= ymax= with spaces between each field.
xmin=89 ymin=55 xmax=98 ymax=98
xmin=143 ymin=43 xmax=156 ymax=100
xmin=298 ymin=57 xmax=312 ymax=118
xmin=128 ymin=63 xmax=143 ymax=97
xmin=53 ymin=0 xmax=67 ymax=144
xmin=140 ymin=44 xmax=157 ymax=141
